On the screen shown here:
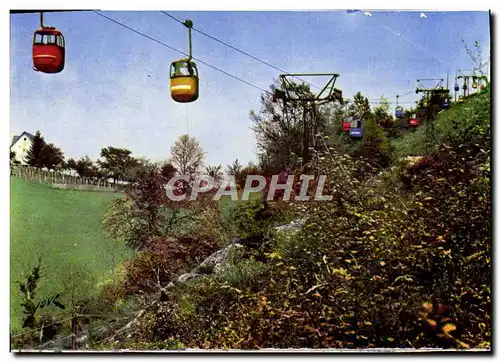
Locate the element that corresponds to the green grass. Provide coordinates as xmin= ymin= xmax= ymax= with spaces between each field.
xmin=391 ymin=86 xmax=490 ymax=159
xmin=217 ymin=190 xmax=263 ymax=218
xmin=10 ymin=178 xmax=133 ymax=333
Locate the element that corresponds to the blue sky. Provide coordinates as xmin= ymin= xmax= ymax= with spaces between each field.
xmin=10 ymin=10 xmax=490 ymax=168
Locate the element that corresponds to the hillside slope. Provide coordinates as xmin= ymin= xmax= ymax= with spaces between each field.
xmin=391 ymin=86 xmax=490 ymax=159
xmin=10 ymin=178 xmax=132 ymax=332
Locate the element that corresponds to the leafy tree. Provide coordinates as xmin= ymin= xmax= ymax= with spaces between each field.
xmin=238 ymin=162 xmax=262 ymax=189
xmin=226 ymin=159 xmax=242 ymax=176
xmin=125 ymin=157 xmax=157 ymax=183
xmin=348 ymin=91 xmax=372 ymax=120
xmin=102 ymin=167 xmax=215 ymax=250
xmin=206 ymin=164 xmax=224 ymax=185
xmin=65 ymin=158 xmax=78 ymax=173
xmin=462 ymin=39 xmax=488 ymax=78
xmin=170 ymin=134 xmax=205 ymax=176
xmin=160 ymin=162 xmax=177 ymax=180
xmin=98 ymin=146 xmax=137 ymax=183
xmin=25 ymin=131 xmax=65 ymax=169
xmin=66 ymin=157 xmax=97 ymax=178
xmin=251 ymin=80 xmax=330 ymax=173
xmin=352 ymin=117 xmax=391 ymax=171
xmin=373 ymin=96 xmax=393 ymax=128
xmin=39 ymin=143 xmax=65 ymax=170
xmin=25 ymin=131 xmax=46 ymax=168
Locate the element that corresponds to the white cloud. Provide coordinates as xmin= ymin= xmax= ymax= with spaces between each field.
xmin=364 ymin=12 xmax=373 ymax=17
xmin=420 ymin=13 xmax=428 ymax=18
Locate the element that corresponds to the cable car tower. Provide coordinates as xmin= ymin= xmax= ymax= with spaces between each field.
xmin=415 ymin=78 xmax=450 ymax=148
xmin=456 ymin=68 xmax=488 ymax=101
xmin=273 ymin=73 xmax=343 ymax=171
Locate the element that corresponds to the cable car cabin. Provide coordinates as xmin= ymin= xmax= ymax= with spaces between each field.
xmin=408 ymin=118 xmax=420 ymax=127
xmin=342 ymin=116 xmax=352 ymax=132
xmin=454 ymin=84 xmax=460 ymax=92
xmin=442 ymin=98 xmax=450 ymax=109
xmin=349 ymin=128 xmax=363 ymax=139
xmin=342 ymin=121 xmax=351 ymax=132
xmin=170 ymin=59 xmax=199 ymax=103
xmin=395 ymin=106 xmax=404 ymax=119
xmin=32 ymin=28 xmax=65 ymax=73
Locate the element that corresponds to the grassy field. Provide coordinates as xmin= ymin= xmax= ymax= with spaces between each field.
xmin=10 ymin=177 xmax=264 ymax=333
xmin=390 ymin=86 xmax=490 ymax=159
xmin=10 ymin=177 xmax=133 ymax=332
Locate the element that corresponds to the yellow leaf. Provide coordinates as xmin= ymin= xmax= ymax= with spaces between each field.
xmin=369 ymin=236 xmax=375 ymax=241
xmin=267 ymin=251 xmax=282 ymax=260
xmin=442 ymin=323 xmax=456 ymax=334
xmin=379 ymin=261 xmax=386 ymax=266
xmin=457 ymin=340 xmax=470 ymax=349
xmin=422 ymin=302 xmax=433 ymax=312
xmin=427 ymin=319 xmax=437 ymax=328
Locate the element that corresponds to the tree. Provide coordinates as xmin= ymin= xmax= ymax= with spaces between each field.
xmin=226 ymin=159 xmax=242 ymax=177
xmin=373 ymin=96 xmax=394 ymax=128
xmin=170 ymin=135 xmax=205 ymax=176
xmin=348 ymin=91 xmax=372 ymax=120
xmin=25 ymin=131 xmax=46 ymax=167
xmin=160 ymin=162 xmax=177 ymax=180
xmin=205 ymin=165 xmax=224 ymax=185
xmin=353 ymin=117 xmax=391 ymax=171
xmin=102 ymin=167 xmax=216 ymax=250
xmin=68 ymin=156 xmax=102 ymax=178
xmin=251 ymin=80 xmax=330 ymax=173
xmin=98 ymin=146 xmax=137 ymax=183
xmin=462 ymin=39 xmax=488 ymax=78
xmin=124 ymin=157 xmax=156 ymax=183
xmin=39 ymin=143 xmax=65 ymax=170
xmin=66 ymin=158 xmax=78 ymax=172
xmin=237 ymin=162 xmax=261 ymax=189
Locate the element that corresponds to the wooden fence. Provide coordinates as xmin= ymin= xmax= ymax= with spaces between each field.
xmin=10 ymin=165 xmax=120 ymax=192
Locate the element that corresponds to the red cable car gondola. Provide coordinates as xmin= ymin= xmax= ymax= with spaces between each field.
xmin=342 ymin=121 xmax=351 ymax=132
xmin=32 ymin=12 xmax=65 ymax=74
xmin=342 ymin=117 xmax=352 ymax=132
xmin=408 ymin=118 xmax=420 ymax=127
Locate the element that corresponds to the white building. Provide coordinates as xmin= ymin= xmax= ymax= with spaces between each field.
xmin=10 ymin=131 xmax=34 ymax=165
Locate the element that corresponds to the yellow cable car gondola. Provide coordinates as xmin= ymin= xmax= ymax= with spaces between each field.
xmin=170 ymin=20 xmax=199 ymax=103
xmin=471 ymin=76 xmax=478 ymax=89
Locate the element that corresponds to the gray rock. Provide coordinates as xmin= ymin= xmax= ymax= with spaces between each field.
xmin=274 ymin=218 xmax=307 ymax=232
xmin=194 ymin=243 xmax=244 ymax=275
xmin=177 ymin=272 xmax=202 ymax=283
xmin=164 ymin=244 xmax=245 ymax=290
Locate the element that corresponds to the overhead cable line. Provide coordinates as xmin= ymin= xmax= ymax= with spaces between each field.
xmin=92 ymin=11 xmax=420 ymax=108
xmin=91 ymin=10 xmax=273 ymax=96
xmin=160 ymin=11 xmax=322 ymax=90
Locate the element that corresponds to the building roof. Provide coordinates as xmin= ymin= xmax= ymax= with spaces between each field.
xmin=11 ymin=132 xmax=35 ymax=148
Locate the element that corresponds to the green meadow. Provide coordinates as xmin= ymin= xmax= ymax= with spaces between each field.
xmin=10 ymin=177 xmax=132 ymax=332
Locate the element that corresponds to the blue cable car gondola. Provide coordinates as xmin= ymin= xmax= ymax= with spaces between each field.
xmin=454 ymin=83 xmax=460 ymax=92
xmin=350 ymin=128 xmax=363 ymax=138
xmin=395 ymin=106 xmax=404 ymax=119
xmin=394 ymin=95 xmax=404 ymax=119
xmin=349 ymin=118 xmax=363 ymax=139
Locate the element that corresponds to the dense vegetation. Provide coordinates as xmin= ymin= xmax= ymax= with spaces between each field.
xmin=11 ymin=82 xmax=491 ymax=350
